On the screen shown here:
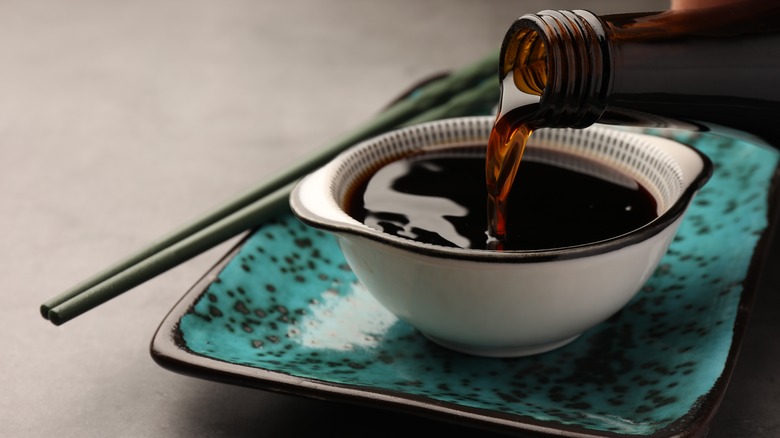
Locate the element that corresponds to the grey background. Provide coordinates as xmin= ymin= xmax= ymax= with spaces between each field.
xmin=3 ymin=1 xmax=778 ymax=437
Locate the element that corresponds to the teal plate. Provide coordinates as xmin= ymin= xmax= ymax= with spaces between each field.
xmin=152 ymin=130 xmax=780 ymax=438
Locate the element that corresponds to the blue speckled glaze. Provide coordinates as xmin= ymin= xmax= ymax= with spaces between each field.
xmin=176 ymin=132 xmax=778 ymax=436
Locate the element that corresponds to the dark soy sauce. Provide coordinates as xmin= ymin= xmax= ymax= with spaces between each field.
xmin=346 ymin=151 xmax=657 ymax=251
xmin=486 ymin=26 xmax=547 ymax=244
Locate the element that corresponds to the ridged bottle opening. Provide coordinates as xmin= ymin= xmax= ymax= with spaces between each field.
xmin=500 ymin=9 xmax=610 ymax=128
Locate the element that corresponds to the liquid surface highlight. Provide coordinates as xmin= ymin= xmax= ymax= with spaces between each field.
xmin=347 ymin=153 xmax=657 ymax=251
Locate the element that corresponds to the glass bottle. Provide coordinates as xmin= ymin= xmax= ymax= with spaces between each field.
xmin=498 ymin=3 xmax=780 ymax=146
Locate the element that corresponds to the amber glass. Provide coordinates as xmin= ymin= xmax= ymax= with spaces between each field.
xmin=500 ymin=3 xmax=780 ymax=146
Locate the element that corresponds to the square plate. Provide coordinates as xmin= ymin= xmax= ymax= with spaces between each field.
xmin=151 ymin=130 xmax=780 ymax=437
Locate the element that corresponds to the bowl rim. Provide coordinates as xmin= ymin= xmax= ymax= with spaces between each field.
xmin=290 ymin=117 xmax=713 ymax=263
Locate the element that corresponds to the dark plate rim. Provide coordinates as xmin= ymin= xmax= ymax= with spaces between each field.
xmin=150 ymin=154 xmax=780 ymax=437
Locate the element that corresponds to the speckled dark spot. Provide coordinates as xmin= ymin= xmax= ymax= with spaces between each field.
xmin=234 ymin=301 xmax=250 ymax=315
xmin=295 ymin=238 xmax=313 ymax=248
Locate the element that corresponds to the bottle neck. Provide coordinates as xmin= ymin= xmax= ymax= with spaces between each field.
xmin=499 ymin=10 xmax=609 ymax=128
xmin=500 ymin=5 xmax=780 ymax=146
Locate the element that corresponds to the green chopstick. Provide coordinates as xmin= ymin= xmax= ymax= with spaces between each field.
xmin=41 ymin=50 xmax=500 ymax=326
xmin=402 ymin=78 xmax=498 ymax=126
xmin=47 ymin=183 xmax=294 ymax=326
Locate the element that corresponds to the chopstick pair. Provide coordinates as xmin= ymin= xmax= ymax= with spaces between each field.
xmin=40 ymin=50 xmax=500 ymax=326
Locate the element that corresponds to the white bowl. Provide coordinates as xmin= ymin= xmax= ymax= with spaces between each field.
xmin=290 ymin=117 xmax=712 ymax=357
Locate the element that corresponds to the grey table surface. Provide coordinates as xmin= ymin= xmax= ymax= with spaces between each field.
xmin=3 ymin=1 xmax=778 ymax=437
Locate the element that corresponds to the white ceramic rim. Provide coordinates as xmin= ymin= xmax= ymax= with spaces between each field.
xmin=290 ymin=117 xmax=713 ymax=263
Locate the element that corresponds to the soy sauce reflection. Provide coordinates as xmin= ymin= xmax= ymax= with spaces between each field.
xmin=346 ymin=151 xmax=658 ymax=251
